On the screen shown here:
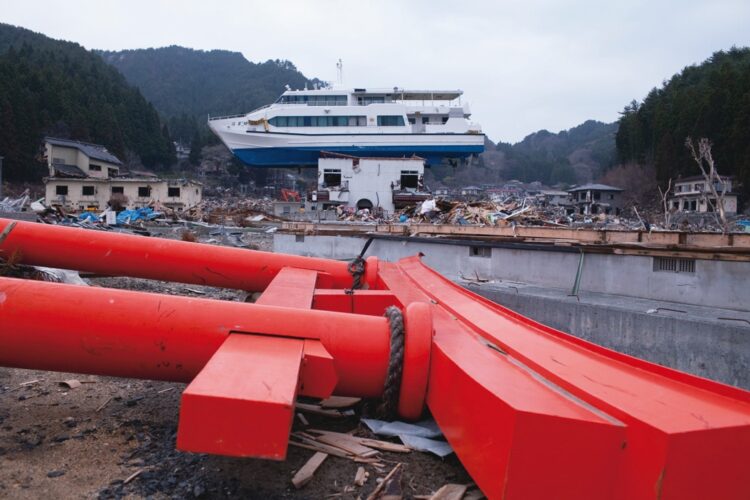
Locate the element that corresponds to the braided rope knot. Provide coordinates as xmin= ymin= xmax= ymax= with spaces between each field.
xmin=347 ymin=255 xmax=366 ymax=290
xmin=377 ymin=306 xmax=405 ymax=419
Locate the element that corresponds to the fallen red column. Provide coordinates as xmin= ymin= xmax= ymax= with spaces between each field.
xmin=1 ymin=218 xmax=750 ymax=499
xmin=0 ymin=218 xmax=378 ymax=290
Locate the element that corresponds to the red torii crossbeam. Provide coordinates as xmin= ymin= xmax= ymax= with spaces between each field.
xmin=1 ymin=218 xmax=749 ymax=499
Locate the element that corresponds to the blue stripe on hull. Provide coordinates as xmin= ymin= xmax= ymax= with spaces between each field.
xmin=232 ymin=145 xmax=484 ymax=167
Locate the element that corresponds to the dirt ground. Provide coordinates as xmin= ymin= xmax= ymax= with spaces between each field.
xmin=0 ymin=230 xmax=475 ymax=499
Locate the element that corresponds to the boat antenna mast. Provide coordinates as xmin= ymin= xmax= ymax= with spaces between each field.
xmin=336 ymin=58 xmax=344 ymax=86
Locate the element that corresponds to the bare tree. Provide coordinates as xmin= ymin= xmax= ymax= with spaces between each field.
xmin=657 ymin=178 xmax=673 ymax=227
xmin=685 ymin=137 xmax=729 ymax=233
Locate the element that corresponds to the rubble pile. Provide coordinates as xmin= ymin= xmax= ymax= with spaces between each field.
xmin=0 ymin=190 xmax=31 ymax=212
xmin=175 ymin=197 xmax=284 ymax=226
xmin=393 ymin=198 xmax=565 ymax=226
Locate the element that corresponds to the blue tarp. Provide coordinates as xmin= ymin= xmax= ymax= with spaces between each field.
xmin=116 ymin=207 xmax=162 ymax=225
xmin=78 ymin=212 xmax=100 ymax=222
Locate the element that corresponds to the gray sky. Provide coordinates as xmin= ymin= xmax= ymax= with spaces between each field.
xmin=2 ymin=0 xmax=749 ymax=143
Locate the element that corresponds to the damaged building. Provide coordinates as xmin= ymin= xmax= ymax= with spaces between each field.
xmin=568 ymin=183 xmax=624 ymax=215
xmin=42 ymin=137 xmax=202 ymax=212
xmin=308 ymin=153 xmax=429 ymax=214
xmin=669 ymin=175 xmax=738 ymax=215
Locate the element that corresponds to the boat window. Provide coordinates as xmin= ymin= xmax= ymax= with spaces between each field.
xmin=377 ymin=115 xmax=405 ymax=126
xmin=323 ymin=169 xmax=342 ymax=187
xmin=269 ymin=116 xmax=367 ymax=127
xmin=422 ymin=117 xmax=429 ymax=124
xmin=279 ymin=95 xmax=347 ymax=106
xmin=362 ymin=96 xmax=385 ymax=105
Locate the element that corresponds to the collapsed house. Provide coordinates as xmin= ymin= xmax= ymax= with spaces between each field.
xmin=568 ymin=183 xmax=624 ymax=215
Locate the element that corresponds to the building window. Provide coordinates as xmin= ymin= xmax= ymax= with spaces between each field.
xmin=653 ymin=257 xmax=695 ymax=273
xmin=469 ymin=246 xmax=491 ymax=258
xmin=323 ymin=169 xmax=342 ymax=187
xmin=400 ymin=170 xmax=419 ymax=189
xmin=295 ymin=234 xmax=305 ymax=242
xmin=89 ymin=164 xmax=102 ymax=171
xmin=138 ymin=186 xmax=151 ymax=198
xmin=593 ymin=192 xmax=601 ymax=201
xmin=111 ymin=186 xmax=124 ymax=194
xmin=377 ymin=115 xmax=405 ymax=126
xmin=168 ymin=187 xmax=181 ymax=197
xmin=52 ymin=157 xmax=65 ymax=165
xmin=108 ymin=168 xmax=118 ymax=177
xmin=82 ymin=185 xmax=95 ymax=196
xmin=55 ymin=185 xmax=68 ymax=196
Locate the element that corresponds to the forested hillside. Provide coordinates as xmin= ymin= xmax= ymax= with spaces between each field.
xmin=616 ymin=47 xmax=750 ymax=198
xmin=0 ymin=24 xmax=175 ymax=182
xmin=100 ymin=46 xmax=318 ymax=141
xmin=444 ymin=120 xmax=616 ymax=187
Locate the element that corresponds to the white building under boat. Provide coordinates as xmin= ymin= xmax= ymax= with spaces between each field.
xmin=42 ymin=137 xmax=202 ymax=212
xmin=307 ymin=153 xmax=429 ymax=214
xmin=208 ymin=86 xmax=484 ymax=167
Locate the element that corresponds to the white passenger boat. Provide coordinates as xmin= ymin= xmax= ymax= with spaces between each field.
xmin=208 ymin=86 xmax=484 ymax=167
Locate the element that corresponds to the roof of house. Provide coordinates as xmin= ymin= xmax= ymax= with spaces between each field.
xmin=51 ymin=164 xmax=87 ymax=178
xmin=568 ymin=183 xmax=623 ymax=192
xmin=45 ymin=137 xmax=123 ymax=166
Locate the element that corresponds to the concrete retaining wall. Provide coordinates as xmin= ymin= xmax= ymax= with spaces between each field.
xmin=275 ymin=233 xmax=749 ymax=311
xmin=475 ymin=287 xmax=749 ymax=389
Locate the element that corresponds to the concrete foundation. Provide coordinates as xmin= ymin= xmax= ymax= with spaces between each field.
xmin=275 ymin=233 xmax=750 ymax=389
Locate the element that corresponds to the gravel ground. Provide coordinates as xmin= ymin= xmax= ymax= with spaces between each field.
xmin=0 ymin=227 xmax=476 ymax=499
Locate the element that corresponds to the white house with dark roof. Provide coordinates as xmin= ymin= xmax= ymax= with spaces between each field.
xmin=45 ymin=137 xmax=122 ymax=179
xmin=43 ymin=137 xmax=202 ymax=212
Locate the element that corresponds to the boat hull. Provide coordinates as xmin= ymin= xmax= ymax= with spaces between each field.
xmin=212 ymin=129 xmax=485 ymax=167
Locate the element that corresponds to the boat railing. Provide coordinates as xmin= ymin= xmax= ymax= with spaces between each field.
xmin=208 ymin=113 xmax=247 ymax=121
xmin=208 ymin=103 xmax=274 ymax=121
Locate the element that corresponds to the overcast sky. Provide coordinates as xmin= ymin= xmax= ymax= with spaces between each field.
xmin=3 ymin=0 xmax=749 ymax=142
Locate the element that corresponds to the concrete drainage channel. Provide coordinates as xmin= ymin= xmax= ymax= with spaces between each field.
xmin=274 ymin=232 xmax=750 ymax=390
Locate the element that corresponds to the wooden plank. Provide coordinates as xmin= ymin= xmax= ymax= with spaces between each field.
xmin=312 ymin=432 xmax=378 ymax=457
xmin=292 ymin=451 xmax=328 ymax=489
xmin=308 ymin=429 xmax=410 ymax=453
xmin=358 ymin=438 xmax=411 ymax=453
xmin=429 ymin=484 xmax=469 ymax=500
xmin=320 ymin=396 xmax=362 ymax=408
xmin=296 ymin=402 xmax=354 ymax=418
xmin=290 ymin=438 xmax=351 ymax=459
xmin=366 ymin=463 xmax=403 ymax=500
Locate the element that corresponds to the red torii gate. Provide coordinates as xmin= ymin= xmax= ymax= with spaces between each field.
xmin=1 ymin=218 xmax=749 ymax=499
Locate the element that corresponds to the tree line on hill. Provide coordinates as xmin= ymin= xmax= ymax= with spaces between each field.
xmin=0 ymin=23 xmax=175 ymax=182
xmin=616 ymin=47 xmax=750 ymax=200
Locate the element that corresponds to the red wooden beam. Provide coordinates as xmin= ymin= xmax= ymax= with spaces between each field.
xmin=177 ymin=334 xmax=303 ymax=459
